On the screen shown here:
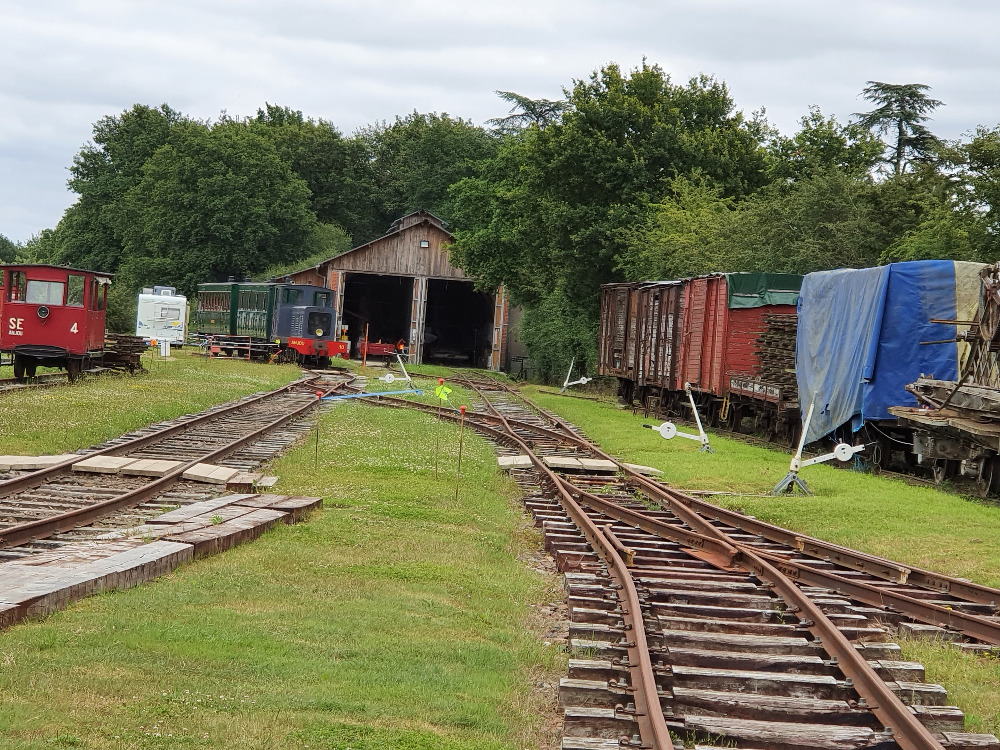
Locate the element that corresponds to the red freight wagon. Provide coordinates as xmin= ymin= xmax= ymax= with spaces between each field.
xmin=676 ymin=272 xmax=800 ymax=426
xmin=0 ymin=264 xmax=111 ymax=379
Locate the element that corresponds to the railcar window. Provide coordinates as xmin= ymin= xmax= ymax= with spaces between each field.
xmin=67 ymin=274 xmax=85 ymax=307
xmin=314 ymin=292 xmax=330 ymax=307
xmin=89 ymin=278 xmax=106 ymax=310
xmin=8 ymin=272 xmax=25 ymax=301
xmin=198 ymin=292 xmax=230 ymax=312
xmin=283 ymin=288 xmax=302 ymax=304
xmin=26 ymin=280 xmax=65 ymax=305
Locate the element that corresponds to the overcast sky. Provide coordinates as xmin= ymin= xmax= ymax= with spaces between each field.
xmin=3 ymin=0 xmax=999 ymax=243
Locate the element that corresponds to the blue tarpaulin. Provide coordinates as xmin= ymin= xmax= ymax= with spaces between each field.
xmin=796 ymin=260 xmax=983 ymax=444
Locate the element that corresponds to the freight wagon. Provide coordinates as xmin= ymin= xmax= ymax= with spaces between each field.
xmin=599 ymin=272 xmax=801 ymax=441
xmin=193 ymin=280 xmax=349 ymax=366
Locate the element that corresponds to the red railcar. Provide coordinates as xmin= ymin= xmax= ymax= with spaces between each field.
xmin=599 ymin=272 xmax=801 ymax=433
xmin=0 ymin=264 xmax=111 ymax=379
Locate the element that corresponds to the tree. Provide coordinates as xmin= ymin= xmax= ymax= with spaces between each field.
xmin=117 ymin=119 xmax=318 ymax=294
xmin=768 ymin=106 xmax=882 ymax=181
xmin=50 ymin=104 xmax=183 ymax=272
xmin=251 ymin=104 xmax=379 ymax=241
xmin=855 ymin=82 xmax=943 ymax=176
xmin=450 ymin=62 xmax=769 ymax=376
xmin=0 ymin=233 xmax=18 ymax=262
xmin=356 ymin=112 xmax=497 ymax=237
xmin=487 ymin=90 xmax=568 ymax=134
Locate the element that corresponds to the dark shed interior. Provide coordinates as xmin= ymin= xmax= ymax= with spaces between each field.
xmin=424 ymin=279 xmax=494 ymax=368
xmin=342 ymin=273 xmax=413 ymax=353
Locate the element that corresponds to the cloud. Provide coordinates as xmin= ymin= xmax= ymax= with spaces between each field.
xmin=3 ymin=0 xmax=1000 ymax=241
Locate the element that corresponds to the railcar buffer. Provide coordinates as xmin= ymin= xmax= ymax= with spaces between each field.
xmin=773 ymin=398 xmax=866 ymax=495
xmin=643 ymin=383 xmax=714 ymax=453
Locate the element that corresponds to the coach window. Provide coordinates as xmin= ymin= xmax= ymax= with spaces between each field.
xmin=283 ymin=288 xmax=302 ymax=304
xmin=314 ymin=292 xmax=330 ymax=307
xmin=8 ymin=271 xmax=25 ymax=302
xmin=67 ymin=274 xmax=85 ymax=307
xmin=26 ymin=279 xmax=65 ymax=305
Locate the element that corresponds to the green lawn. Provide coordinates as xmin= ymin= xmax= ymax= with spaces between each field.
xmin=525 ymin=385 xmax=1000 ymax=735
xmin=0 ymin=351 xmax=302 ymax=456
xmin=0 ymin=390 xmax=561 ymax=749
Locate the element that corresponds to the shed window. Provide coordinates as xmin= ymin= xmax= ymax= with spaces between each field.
xmin=26 ymin=280 xmax=65 ymax=305
xmin=8 ymin=272 xmax=25 ymax=301
xmin=67 ymin=274 xmax=85 ymax=307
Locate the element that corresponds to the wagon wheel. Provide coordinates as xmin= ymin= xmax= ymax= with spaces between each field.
xmin=12 ymin=354 xmax=25 ymax=381
xmin=723 ymin=404 xmax=742 ymax=433
xmin=931 ymin=459 xmax=953 ymax=485
xmin=25 ymin=359 xmax=37 ymax=378
xmin=976 ymin=456 xmax=999 ymax=498
xmin=66 ymin=359 xmax=81 ymax=382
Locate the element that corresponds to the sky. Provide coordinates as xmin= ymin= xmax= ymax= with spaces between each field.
xmin=3 ymin=0 xmax=1000 ymax=243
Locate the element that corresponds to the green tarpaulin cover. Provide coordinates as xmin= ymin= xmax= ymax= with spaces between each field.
xmin=725 ymin=272 xmax=802 ymax=309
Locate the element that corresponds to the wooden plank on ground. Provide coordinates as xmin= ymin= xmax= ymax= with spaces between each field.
xmin=146 ymin=495 xmax=255 ymax=524
xmin=263 ymin=495 xmax=322 ymax=522
xmin=162 ymin=509 xmax=287 ymax=558
xmin=182 ymin=463 xmax=241 ymax=484
xmin=72 ymin=456 xmax=139 ymax=474
xmin=120 ymin=458 xmax=184 ymax=477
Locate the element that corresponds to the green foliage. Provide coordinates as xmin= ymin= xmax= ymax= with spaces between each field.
xmin=451 ymin=62 xmax=768 ymax=376
xmin=617 ymin=176 xmax=733 ymax=280
xmin=118 ymin=119 xmax=317 ymax=295
xmin=487 ymin=90 xmax=568 ymax=134
xmin=251 ymin=103 xmax=380 ymax=241
xmin=0 ymin=232 xmax=19 ymax=261
xmin=356 ymin=112 xmax=497 ymax=237
xmin=855 ymin=81 xmax=943 ymax=176
xmin=767 ymin=106 xmax=883 ymax=180
xmin=255 ymin=223 xmax=352 ymax=280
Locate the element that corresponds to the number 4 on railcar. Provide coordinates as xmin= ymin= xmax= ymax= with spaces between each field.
xmin=0 ymin=264 xmax=111 ymax=380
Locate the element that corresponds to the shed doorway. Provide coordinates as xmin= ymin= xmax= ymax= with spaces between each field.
xmin=424 ymin=279 xmax=494 ymax=368
xmin=341 ymin=273 xmax=413 ymax=357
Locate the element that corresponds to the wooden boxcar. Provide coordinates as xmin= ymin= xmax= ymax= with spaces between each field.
xmin=0 ymin=264 xmax=111 ymax=379
xmin=599 ymin=272 xmax=801 ymax=435
xmin=193 ymin=281 xmax=348 ymax=365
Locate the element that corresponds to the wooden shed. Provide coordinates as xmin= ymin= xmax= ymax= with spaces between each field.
xmin=288 ymin=211 xmax=509 ymax=369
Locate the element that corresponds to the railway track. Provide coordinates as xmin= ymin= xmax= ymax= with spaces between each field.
xmin=369 ymin=373 xmax=1000 ymax=750
xmin=0 ymin=372 xmax=351 ymax=560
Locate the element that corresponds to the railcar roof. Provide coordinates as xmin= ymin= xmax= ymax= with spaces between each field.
xmin=1 ymin=263 xmax=113 ymax=278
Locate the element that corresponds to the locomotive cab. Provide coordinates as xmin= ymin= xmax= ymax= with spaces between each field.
xmin=275 ymin=286 xmax=350 ymax=366
xmin=0 ymin=264 xmax=111 ymax=380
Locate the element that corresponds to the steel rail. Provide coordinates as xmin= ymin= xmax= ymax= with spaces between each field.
xmin=457 ymin=377 xmax=946 ymax=750
xmin=0 ymin=379 xmax=346 ymax=550
xmin=367 ymin=379 xmax=1000 ymax=643
xmin=470 ymin=375 xmax=1000 ymax=609
xmin=477 ymin=413 xmax=673 ymax=747
xmin=0 ymin=375 xmax=324 ymax=499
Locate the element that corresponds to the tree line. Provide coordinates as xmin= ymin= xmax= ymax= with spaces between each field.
xmin=5 ymin=62 xmax=1000 ymax=376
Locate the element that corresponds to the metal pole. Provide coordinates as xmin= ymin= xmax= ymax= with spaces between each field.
xmin=435 ymin=404 xmax=441 ymax=479
xmin=455 ymin=405 xmax=467 ymax=500
xmin=362 ymin=323 xmax=369 ymax=370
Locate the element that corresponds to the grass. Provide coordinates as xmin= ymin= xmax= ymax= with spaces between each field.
xmin=0 ymin=393 xmax=562 ymax=748
xmin=525 ymin=385 xmax=1000 ymax=735
xmin=0 ymin=352 xmax=302 ymax=455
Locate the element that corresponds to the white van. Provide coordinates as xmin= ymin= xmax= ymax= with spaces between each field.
xmin=135 ymin=286 xmax=188 ymax=345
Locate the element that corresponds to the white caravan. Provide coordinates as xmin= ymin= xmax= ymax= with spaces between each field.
xmin=135 ymin=286 xmax=188 ymax=345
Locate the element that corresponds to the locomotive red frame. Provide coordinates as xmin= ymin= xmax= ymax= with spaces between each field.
xmin=0 ymin=264 xmax=111 ymax=379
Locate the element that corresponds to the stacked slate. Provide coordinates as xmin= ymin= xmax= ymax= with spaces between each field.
xmin=755 ymin=313 xmax=797 ymax=388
